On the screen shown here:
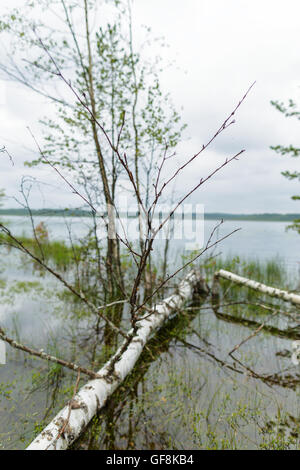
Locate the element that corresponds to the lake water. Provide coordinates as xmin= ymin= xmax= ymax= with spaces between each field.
xmin=0 ymin=216 xmax=300 ymax=449
xmin=3 ymin=215 xmax=300 ymax=271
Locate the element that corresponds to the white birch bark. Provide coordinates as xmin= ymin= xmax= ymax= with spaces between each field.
xmin=27 ymin=270 xmax=200 ymax=450
xmin=215 ymin=269 xmax=300 ymax=306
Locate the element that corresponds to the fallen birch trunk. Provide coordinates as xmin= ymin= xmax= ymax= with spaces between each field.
xmin=214 ymin=269 xmax=300 ymax=306
xmin=27 ymin=270 xmax=202 ymax=450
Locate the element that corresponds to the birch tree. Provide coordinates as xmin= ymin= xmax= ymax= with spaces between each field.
xmin=0 ymin=0 xmax=185 ymax=302
xmin=0 ymin=0 xmax=254 ymax=450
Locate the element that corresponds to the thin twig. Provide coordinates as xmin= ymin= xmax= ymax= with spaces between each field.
xmin=0 ymin=327 xmax=102 ymax=379
xmin=46 ymin=370 xmax=81 ymax=450
xmin=27 ymin=127 xmax=97 ymax=213
xmin=0 ymin=223 xmax=129 ymax=339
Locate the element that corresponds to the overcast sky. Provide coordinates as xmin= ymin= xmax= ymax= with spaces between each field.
xmin=1 ymin=0 xmax=300 ymax=213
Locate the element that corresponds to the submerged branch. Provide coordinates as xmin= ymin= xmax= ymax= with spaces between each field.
xmin=215 ymin=269 xmax=300 ymax=307
xmin=0 ymin=327 xmax=102 ymax=380
xmin=27 ymin=270 xmax=203 ymax=450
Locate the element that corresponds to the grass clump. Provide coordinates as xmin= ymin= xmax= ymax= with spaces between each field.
xmin=0 ymin=231 xmax=81 ymax=271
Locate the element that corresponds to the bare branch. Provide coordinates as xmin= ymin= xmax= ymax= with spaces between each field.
xmin=0 ymin=327 xmax=102 ymax=379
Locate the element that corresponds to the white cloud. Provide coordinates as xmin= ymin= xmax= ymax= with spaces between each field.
xmin=1 ymin=0 xmax=300 ymax=212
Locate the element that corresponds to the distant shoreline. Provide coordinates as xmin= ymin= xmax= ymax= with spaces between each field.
xmin=204 ymin=213 xmax=299 ymax=222
xmin=0 ymin=208 xmax=299 ymax=222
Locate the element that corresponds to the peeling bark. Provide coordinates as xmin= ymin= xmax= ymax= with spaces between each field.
xmin=215 ymin=269 xmax=300 ymax=306
xmin=27 ymin=271 xmax=201 ymax=450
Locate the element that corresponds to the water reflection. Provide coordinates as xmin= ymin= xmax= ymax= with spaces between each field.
xmin=0 ymin=238 xmax=300 ymax=449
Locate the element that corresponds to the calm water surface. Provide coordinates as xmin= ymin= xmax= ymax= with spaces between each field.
xmin=3 ymin=215 xmax=300 ymax=265
xmin=0 ymin=216 xmax=299 ymax=449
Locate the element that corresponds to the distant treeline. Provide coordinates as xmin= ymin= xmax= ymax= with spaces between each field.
xmin=0 ymin=208 xmax=299 ymax=222
xmin=0 ymin=208 xmax=92 ymax=217
xmin=205 ymin=213 xmax=300 ymax=221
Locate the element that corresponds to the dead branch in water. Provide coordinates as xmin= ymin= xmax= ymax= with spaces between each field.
xmin=0 ymin=327 xmax=102 ymax=380
xmin=26 ymin=271 xmax=204 ymax=450
xmin=215 ymin=269 xmax=300 ymax=307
